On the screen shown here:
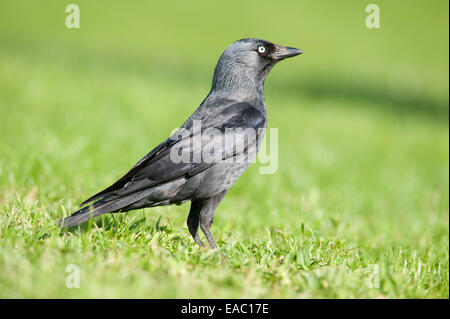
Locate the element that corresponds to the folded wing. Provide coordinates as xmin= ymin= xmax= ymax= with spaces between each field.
xmin=80 ymin=100 xmax=266 ymax=207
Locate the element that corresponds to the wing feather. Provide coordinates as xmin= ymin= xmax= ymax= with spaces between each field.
xmin=80 ymin=100 xmax=266 ymax=206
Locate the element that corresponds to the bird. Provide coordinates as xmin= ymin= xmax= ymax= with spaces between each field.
xmin=59 ymin=38 xmax=302 ymax=248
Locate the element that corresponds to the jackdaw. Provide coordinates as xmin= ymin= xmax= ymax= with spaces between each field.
xmin=59 ymin=38 xmax=302 ymax=248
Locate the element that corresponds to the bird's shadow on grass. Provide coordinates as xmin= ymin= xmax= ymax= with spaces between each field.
xmin=274 ymin=78 xmax=449 ymax=124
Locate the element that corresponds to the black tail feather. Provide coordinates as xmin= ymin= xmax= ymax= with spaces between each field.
xmin=58 ymin=190 xmax=152 ymax=228
xmin=58 ymin=200 xmax=108 ymax=228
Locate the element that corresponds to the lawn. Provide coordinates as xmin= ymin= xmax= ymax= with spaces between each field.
xmin=0 ymin=0 xmax=448 ymax=298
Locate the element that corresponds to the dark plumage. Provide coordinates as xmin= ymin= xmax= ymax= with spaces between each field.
xmin=59 ymin=38 xmax=303 ymax=248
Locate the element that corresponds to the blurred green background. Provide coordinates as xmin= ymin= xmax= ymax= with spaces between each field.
xmin=0 ymin=0 xmax=448 ymax=298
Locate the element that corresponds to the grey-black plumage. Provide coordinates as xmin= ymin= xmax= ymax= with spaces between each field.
xmin=59 ymin=38 xmax=302 ymax=248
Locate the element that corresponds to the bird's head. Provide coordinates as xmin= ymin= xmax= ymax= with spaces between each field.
xmin=211 ymin=38 xmax=303 ymax=94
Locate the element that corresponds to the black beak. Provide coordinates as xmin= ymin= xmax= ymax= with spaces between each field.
xmin=273 ymin=45 xmax=303 ymax=60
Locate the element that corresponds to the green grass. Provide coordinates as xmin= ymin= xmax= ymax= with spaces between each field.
xmin=0 ymin=0 xmax=448 ymax=298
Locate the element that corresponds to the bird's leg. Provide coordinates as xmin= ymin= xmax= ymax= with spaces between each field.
xmin=200 ymin=191 xmax=228 ymax=249
xmin=187 ymin=200 xmax=202 ymax=248
xmin=200 ymin=210 xmax=217 ymax=249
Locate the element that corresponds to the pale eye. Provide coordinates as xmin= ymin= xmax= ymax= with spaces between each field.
xmin=257 ymin=46 xmax=266 ymax=54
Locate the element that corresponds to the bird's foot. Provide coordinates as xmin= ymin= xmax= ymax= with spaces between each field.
xmin=200 ymin=226 xmax=217 ymax=249
xmin=194 ymin=236 xmax=202 ymax=248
